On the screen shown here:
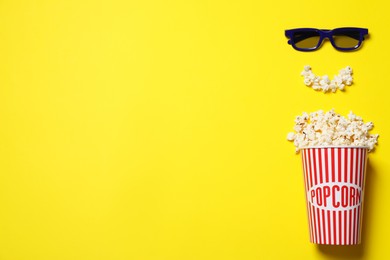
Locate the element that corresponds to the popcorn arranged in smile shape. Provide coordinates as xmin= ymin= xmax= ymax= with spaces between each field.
xmin=301 ymin=66 xmax=353 ymax=93
xmin=287 ymin=109 xmax=379 ymax=153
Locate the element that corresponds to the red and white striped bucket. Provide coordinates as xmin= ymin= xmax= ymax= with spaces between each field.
xmin=301 ymin=146 xmax=368 ymax=245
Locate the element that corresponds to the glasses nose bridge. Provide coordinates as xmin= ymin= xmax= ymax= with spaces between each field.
xmin=322 ymin=30 xmax=333 ymax=40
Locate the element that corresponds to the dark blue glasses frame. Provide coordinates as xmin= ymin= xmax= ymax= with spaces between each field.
xmin=285 ymin=27 xmax=368 ymax=51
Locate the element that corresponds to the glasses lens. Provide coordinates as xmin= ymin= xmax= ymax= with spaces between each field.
xmin=332 ymin=30 xmax=361 ymax=49
xmin=293 ymin=31 xmax=321 ymax=49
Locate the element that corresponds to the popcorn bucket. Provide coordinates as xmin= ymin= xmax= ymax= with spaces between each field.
xmin=301 ymin=146 xmax=368 ymax=245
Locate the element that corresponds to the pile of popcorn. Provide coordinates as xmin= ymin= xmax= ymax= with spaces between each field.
xmin=287 ymin=109 xmax=379 ymax=153
xmin=301 ymin=65 xmax=353 ymax=93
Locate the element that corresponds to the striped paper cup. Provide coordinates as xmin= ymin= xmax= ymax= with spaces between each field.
xmin=301 ymin=146 xmax=368 ymax=245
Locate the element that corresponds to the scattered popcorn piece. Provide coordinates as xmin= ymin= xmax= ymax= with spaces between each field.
xmin=301 ymin=66 xmax=354 ymax=93
xmin=287 ymin=132 xmax=295 ymax=141
xmin=304 ymin=78 xmax=312 ymax=86
xmin=303 ymin=65 xmax=311 ymax=72
xmin=287 ymin=109 xmax=379 ymax=153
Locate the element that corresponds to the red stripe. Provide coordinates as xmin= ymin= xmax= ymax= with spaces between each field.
xmin=353 ymin=207 xmax=357 ymax=244
xmin=338 ymin=148 xmax=342 ymax=182
xmin=324 ymin=148 xmax=332 ymax=244
xmin=344 ymin=148 xmax=348 ymax=183
xmin=358 ymin=149 xmax=366 ymax=244
xmin=359 ymin=149 xmax=364 ymax=186
xmin=332 ymin=148 xmax=335 ymax=182
xmin=356 ymin=149 xmax=361 ymax=186
xmin=325 ymin=148 xmax=329 ymax=182
xmin=349 ymin=209 xmax=353 ymax=244
xmin=307 ymin=150 xmax=315 ymax=242
xmin=303 ymin=150 xmax=306 ymax=182
xmin=332 ymin=148 xmax=337 ymax=244
xmin=317 ymin=208 xmax=322 ymax=244
xmin=333 ymin=211 xmax=337 ymax=244
xmin=314 ymin=148 xmax=322 ymax=244
xmin=304 ymin=150 xmax=309 ymax=191
xmin=356 ymin=150 xmax=362 ymax=244
xmin=337 ymin=148 xmax=341 ymax=244
xmin=304 ymin=151 xmax=311 ymax=242
xmin=306 ymin=150 xmax=316 ymax=242
xmin=312 ymin=149 xmax=318 ymax=185
xmin=349 ymin=149 xmax=356 ymax=183
xmin=312 ymin=205 xmax=317 ymax=243
xmin=310 ymin=205 xmax=315 ymax=243
xmin=358 ymin=149 xmax=362 ymax=187
xmin=318 ymin=148 xmax=323 ymax=183
xmin=353 ymin=149 xmax=359 ymax=244
xmin=354 ymin=149 xmax=358 ymax=186
xmin=344 ymin=209 xmax=347 ymax=245
xmin=357 ymin=206 xmax=361 ymax=243
xmin=346 ymin=149 xmax=351 ymax=245
xmin=322 ymin=209 xmax=326 ymax=244
xmin=339 ymin=211 xmax=342 ymax=245
xmin=327 ymin=210 xmax=331 ymax=244
xmin=360 ymin=150 xmax=366 ymax=188
xmin=307 ymin=149 xmax=313 ymax=188
xmin=317 ymin=148 xmax=325 ymax=244
xmin=311 ymin=149 xmax=318 ymax=243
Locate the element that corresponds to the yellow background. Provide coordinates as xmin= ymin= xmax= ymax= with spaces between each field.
xmin=0 ymin=0 xmax=389 ymax=259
